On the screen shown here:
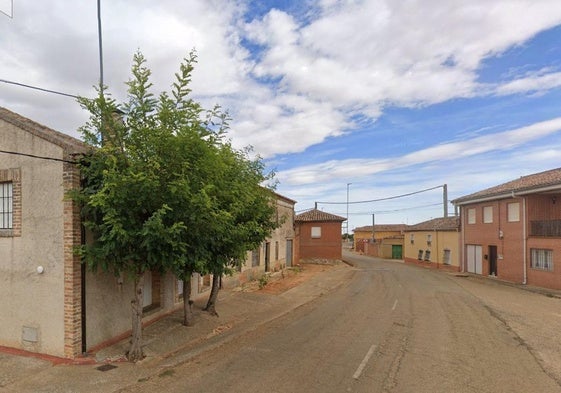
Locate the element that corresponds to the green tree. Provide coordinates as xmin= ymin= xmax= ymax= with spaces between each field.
xmin=75 ymin=51 xmax=221 ymax=361
xmin=76 ymin=50 xmax=280 ymax=356
xmin=203 ymin=145 xmax=279 ymax=316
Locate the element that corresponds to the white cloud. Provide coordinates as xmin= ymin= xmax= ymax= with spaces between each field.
xmin=278 ymin=117 xmax=561 ymax=187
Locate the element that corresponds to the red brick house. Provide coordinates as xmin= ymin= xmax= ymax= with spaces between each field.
xmin=452 ymin=168 xmax=561 ymax=290
xmin=294 ymin=209 xmax=346 ymax=263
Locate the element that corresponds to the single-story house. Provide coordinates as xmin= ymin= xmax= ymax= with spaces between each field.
xmin=0 ymin=106 xmax=297 ymax=359
xmin=354 ymin=224 xmax=407 ymax=259
xmin=452 ymin=167 xmax=561 ymax=290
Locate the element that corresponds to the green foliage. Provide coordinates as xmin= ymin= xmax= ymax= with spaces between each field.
xmin=258 ymin=274 xmax=269 ymax=289
xmin=75 ymin=49 xmax=280 ymax=333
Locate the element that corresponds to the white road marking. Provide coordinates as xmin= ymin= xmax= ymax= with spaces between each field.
xmin=392 ymin=299 xmax=398 ymax=311
xmin=353 ymin=344 xmax=377 ymax=380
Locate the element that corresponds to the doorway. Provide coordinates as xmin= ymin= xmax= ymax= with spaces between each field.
xmin=265 ymin=242 xmax=271 ymax=272
xmin=489 ymin=245 xmax=498 ymax=276
xmin=286 ymin=239 xmax=293 ymax=267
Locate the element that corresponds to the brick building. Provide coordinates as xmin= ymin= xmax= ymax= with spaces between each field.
xmin=294 ymin=209 xmax=346 ymax=264
xmin=452 ymin=168 xmax=561 ymax=290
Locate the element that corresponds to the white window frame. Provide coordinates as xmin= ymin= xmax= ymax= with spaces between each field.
xmin=483 ymin=206 xmax=493 ymax=224
xmin=311 ymin=226 xmax=321 ymax=238
xmin=467 ymin=208 xmax=476 ymax=224
xmin=507 ymin=202 xmax=520 ymax=222
xmin=531 ymin=248 xmax=553 ymax=271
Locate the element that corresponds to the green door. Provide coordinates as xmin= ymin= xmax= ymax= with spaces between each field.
xmin=392 ymin=245 xmax=403 ymax=259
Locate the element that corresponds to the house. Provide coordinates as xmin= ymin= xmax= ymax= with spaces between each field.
xmin=0 ymin=107 xmax=188 ymax=358
xmin=224 ymin=192 xmax=296 ymax=287
xmin=403 ymin=216 xmax=460 ymax=271
xmin=0 ymin=107 xmax=299 ymax=359
xmin=353 ymin=224 xmax=407 ymax=259
xmin=294 ymin=208 xmax=346 ymax=264
xmin=452 ymin=168 xmax=561 ymax=290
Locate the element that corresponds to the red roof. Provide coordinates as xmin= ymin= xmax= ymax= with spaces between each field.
xmin=453 ymin=168 xmax=561 ymax=205
xmin=295 ymin=209 xmax=346 ymax=222
xmin=354 ymin=224 xmax=407 ymax=233
xmin=405 ymin=216 xmax=460 ymax=232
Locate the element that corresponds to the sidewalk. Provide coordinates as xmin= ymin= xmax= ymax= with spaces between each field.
xmin=1 ymin=262 xmax=353 ymax=393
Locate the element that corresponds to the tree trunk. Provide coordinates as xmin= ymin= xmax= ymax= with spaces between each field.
xmin=182 ymin=269 xmax=194 ymax=326
xmin=128 ymin=272 xmax=145 ymax=362
xmin=204 ymin=272 xmax=221 ymax=316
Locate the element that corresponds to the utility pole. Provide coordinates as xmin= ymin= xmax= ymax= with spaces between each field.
xmin=97 ymin=0 xmax=104 ymax=89
xmin=443 ymin=184 xmax=448 ymax=218
xmin=346 ymin=183 xmax=352 ymax=238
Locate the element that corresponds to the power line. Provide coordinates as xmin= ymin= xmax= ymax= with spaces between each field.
xmin=0 ymin=149 xmax=79 ymax=164
xmin=0 ymin=79 xmax=79 ymax=99
xmin=324 ymin=202 xmax=444 ymax=216
xmin=316 ymin=184 xmax=444 ymax=205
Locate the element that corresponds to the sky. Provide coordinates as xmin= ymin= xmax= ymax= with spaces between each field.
xmin=2 ymin=0 xmax=561 ymax=232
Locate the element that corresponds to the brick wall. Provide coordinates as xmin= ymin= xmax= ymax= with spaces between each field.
xmin=62 ymin=161 xmax=82 ymax=358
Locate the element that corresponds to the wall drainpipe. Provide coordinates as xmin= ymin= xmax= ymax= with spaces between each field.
xmin=522 ymin=196 xmax=527 ymax=285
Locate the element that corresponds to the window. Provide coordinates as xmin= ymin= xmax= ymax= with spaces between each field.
xmin=0 ymin=182 xmax=13 ymax=229
xmin=417 ymin=250 xmax=423 ymax=260
xmin=483 ymin=206 xmax=493 ymax=223
xmin=251 ymin=248 xmax=260 ymax=267
xmin=531 ymin=249 xmax=553 ymax=271
xmin=0 ymin=169 xmax=21 ymax=237
xmin=410 ymin=234 xmax=414 ymax=244
xmin=443 ymin=249 xmax=451 ymax=265
xmin=427 ymin=234 xmax=432 ymax=246
xmin=507 ymin=202 xmax=520 ymax=222
xmin=311 ymin=226 xmax=321 ymax=238
xmin=424 ymin=250 xmax=431 ymax=261
xmin=467 ymin=208 xmax=476 ymax=224
xmin=275 ymin=241 xmax=279 ymax=261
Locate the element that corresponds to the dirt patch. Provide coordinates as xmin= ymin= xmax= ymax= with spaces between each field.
xmin=258 ymin=264 xmax=334 ymax=294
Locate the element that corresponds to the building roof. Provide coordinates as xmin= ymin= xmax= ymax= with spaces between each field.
xmin=0 ymin=106 xmax=89 ymax=155
xmin=405 ymin=216 xmax=460 ymax=232
xmin=295 ymin=208 xmax=346 ymax=222
xmin=453 ymin=167 xmax=561 ymax=205
xmin=353 ymin=224 xmax=408 ymax=233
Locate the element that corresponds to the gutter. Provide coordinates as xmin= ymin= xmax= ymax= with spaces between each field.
xmin=453 ymin=184 xmax=561 ymax=206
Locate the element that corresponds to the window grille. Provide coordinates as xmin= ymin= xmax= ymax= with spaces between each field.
xmin=0 ymin=182 xmax=13 ymax=229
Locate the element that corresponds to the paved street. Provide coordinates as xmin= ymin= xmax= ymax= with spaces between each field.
xmin=117 ymin=252 xmax=561 ymax=393
xmin=3 ymin=252 xmax=561 ymax=392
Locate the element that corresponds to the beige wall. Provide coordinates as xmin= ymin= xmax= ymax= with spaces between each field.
xmin=228 ymin=195 xmax=295 ymax=287
xmin=0 ymin=120 xmax=67 ymax=356
xmin=404 ymin=230 xmax=460 ymax=267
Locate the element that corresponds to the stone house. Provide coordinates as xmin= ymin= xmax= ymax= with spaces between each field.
xmin=403 ymin=216 xmax=460 ymax=271
xmin=224 ymin=192 xmax=296 ymax=287
xmin=294 ymin=208 xmax=346 ymax=264
xmin=0 ymin=107 xmax=297 ymax=359
xmin=452 ymin=168 xmax=561 ymax=290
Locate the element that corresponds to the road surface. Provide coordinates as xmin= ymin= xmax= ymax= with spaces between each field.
xmin=120 ymin=253 xmax=561 ymax=393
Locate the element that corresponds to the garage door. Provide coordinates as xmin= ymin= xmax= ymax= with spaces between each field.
xmin=466 ymin=245 xmax=482 ymax=274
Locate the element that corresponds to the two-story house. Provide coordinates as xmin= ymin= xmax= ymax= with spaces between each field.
xmin=403 ymin=216 xmax=460 ymax=271
xmin=452 ymin=168 xmax=561 ymax=290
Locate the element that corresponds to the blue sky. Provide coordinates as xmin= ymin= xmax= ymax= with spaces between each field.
xmin=2 ymin=1 xmax=561 ymax=231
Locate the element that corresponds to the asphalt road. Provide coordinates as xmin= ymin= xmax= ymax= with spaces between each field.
xmin=120 ymin=253 xmax=561 ymax=393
